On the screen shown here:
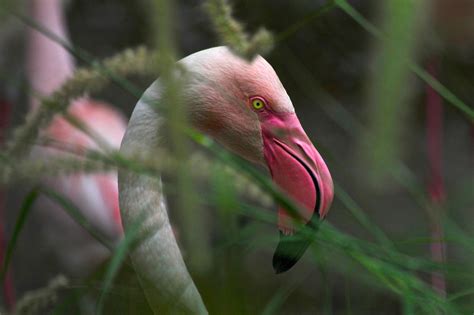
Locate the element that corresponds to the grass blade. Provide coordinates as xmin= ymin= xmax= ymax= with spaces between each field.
xmin=95 ymin=214 xmax=143 ymax=315
xmin=40 ymin=188 xmax=113 ymax=251
xmin=0 ymin=189 xmax=39 ymax=282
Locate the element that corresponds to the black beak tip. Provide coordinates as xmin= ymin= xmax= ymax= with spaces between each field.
xmin=272 ymin=253 xmax=298 ymax=274
xmin=272 ymin=231 xmax=312 ymax=274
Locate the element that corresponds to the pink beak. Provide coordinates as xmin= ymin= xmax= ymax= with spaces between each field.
xmin=261 ymin=112 xmax=333 ymax=273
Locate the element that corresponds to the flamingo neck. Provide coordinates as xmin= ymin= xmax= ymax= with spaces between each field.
xmin=118 ymin=81 xmax=207 ymax=314
xmin=27 ymin=0 xmax=75 ymax=110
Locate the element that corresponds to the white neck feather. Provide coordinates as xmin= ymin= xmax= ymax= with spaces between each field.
xmin=118 ymin=81 xmax=207 ymax=314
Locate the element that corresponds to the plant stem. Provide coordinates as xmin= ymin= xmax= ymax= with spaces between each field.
xmin=425 ymin=57 xmax=447 ymax=298
xmin=0 ymin=98 xmax=16 ymax=310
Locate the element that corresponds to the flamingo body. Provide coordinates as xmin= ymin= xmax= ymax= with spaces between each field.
xmin=40 ymin=98 xmax=125 ymax=237
xmin=23 ymin=0 xmax=127 ymax=277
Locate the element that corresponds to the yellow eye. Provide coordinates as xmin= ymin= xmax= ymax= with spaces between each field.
xmin=251 ymin=98 xmax=265 ymax=110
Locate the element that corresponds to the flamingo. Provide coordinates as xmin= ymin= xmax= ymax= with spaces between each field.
xmin=24 ymin=0 xmax=126 ymax=276
xmin=119 ymin=46 xmax=334 ymax=314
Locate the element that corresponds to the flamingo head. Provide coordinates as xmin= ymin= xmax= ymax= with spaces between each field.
xmin=180 ymin=47 xmax=334 ymax=273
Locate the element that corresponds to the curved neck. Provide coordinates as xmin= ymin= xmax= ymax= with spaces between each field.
xmin=119 ymin=82 xmax=207 ymax=314
xmin=27 ymin=0 xmax=75 ymax=109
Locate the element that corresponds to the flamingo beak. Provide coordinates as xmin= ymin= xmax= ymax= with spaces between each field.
xmin=261 ymin=112 xmax=333 ymax=274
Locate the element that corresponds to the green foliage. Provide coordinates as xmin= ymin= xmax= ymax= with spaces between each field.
xmin=362 ymin=0 xmax=426 ymax=183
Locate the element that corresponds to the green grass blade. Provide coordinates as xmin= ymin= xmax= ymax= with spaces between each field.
xmin=95 ymin=214 xmax=143 ymax=315
xmin=40 ymin=188 xmax=113 ymax=251
xmin=0 ymin=189 xmax=39 ymax=282
xmin=261 ymin=272 xmax=310 ymax=315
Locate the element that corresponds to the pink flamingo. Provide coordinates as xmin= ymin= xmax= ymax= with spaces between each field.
xmin=119 ymin=47 xmax=334 ymax=313
xmin=24 ymin=0 xmax=125 ymax=276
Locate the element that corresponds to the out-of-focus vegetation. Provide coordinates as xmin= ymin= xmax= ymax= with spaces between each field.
xmin=0 ymin=0 xmax=473 ymax=314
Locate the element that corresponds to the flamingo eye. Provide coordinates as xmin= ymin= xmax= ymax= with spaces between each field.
xmin=251 ymin=97 xmax=266 ymax=110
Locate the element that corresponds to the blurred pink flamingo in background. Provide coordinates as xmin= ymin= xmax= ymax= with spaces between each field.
xmin=25 ymin=0 xmax=126 ymax=276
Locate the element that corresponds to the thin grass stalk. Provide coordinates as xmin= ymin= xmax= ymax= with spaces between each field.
xmin=0 ymin=189 xmax=15 ymax=311
xmin=425 ymin=58 xmax=447 ymax=298
xmin=0 ymin=190 xmax=39 ymax=288
xmin=210 ymin=165 xmax=246 ymax=313
xmin=0 ymin=97 xmax=15 ymax=310
xmin=96 ymin=212 xmax=146 ymax=315
xmin=151 ymin=0 xmax=211 ymax=274
xmin=361 ymin=0 xmax=425 ymax=183
xmin=203 ymin=0 xmax=273 ymax=59
xmin=13 ymin=275 xmax=68 ymax=315
xmin=261 ymin=270 xmax=312 ymax=315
